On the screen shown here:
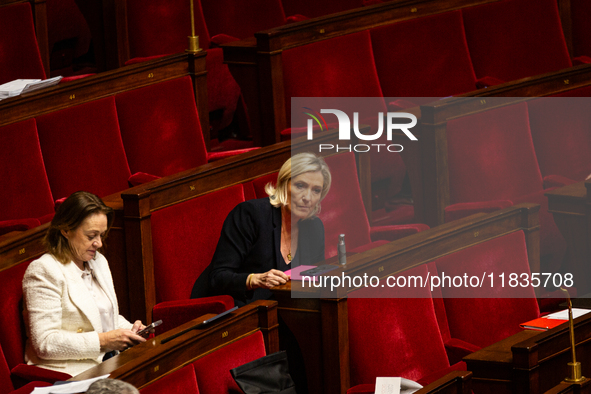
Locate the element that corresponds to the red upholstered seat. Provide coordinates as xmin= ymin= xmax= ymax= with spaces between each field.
xmin=140 ymin=364 xmax=199 ymax=394
xmin=370 ymin=10 xmax=477 ymax=99
xmin=434 ymin=231 xmax=540 ymax=349
xmin=527 ymin=97 xmax=591 ymax=182
xmin=0 ymin=260 xmax=71 ymax=388
xmin=115 ymin=77 xmax=208 ymax=177
xmin=444 ymin=102 xmax=565 ymax=271
xmin=149 ymin=186 xmax=243 ymax=333
xmin=35 ymin=97 xmax=133 ymax=200
xmin=320 ymin=153 xmax=428 ymax=259
xmin=192 ymin=330 xmax=266 ymax=394
xmin=0 ymin=2 xmax=46 ymax=85
xmin=0 ymin=119 xmax=54 ymax=234
xmin=462 ymin=0 xmax=572 ymax=83
xmin=125 ymin=0 xmax=241 ymax=133
xmin=201 ymin=0 xmax=294 ymax=40
xmin=281 ymin=31 xmax=408 ymax=221
xmin=0 ymin=345 xmax=52 ymax=394
xmin=347 ymin=265 xmax=465 ymax=391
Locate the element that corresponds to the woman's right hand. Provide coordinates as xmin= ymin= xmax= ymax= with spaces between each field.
xmin=249 ymin=269 xmax=289 ymax=289
xmin=98 ymin=328 xmax=146 ymax=351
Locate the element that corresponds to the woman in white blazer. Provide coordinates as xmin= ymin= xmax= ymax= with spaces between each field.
xmin=23 ymin=191 xmax=147 ymax=377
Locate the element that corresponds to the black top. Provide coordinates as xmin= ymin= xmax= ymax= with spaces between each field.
xmin=206 ymin=198 xmax=325 ymax=306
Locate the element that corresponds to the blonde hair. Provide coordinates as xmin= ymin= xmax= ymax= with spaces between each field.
xmin=265 ymin=152 xmax=331 ymax=218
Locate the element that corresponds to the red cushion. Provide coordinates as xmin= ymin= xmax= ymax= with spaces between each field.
xmin=150 ymin=185 xmax=245 ymax=303
xmin=348 ymin=265 xmax=450 ymax=385
xmin=0 ymin=2 xmax=46 ymax=85
xmin=370 ymin=10 xmax=476 ymax=98
xmin=192 ymin=331 xmax=266 ymax=394
xmin=152 ymin=297 xmax=234 ymax=335
xmin=446 ymin=102 xmax=543 ymax=204
xmin=527 ymin=97 xmax=591 ymax=182
xmin=435 ymin=231 xmax=540 ymax=348
xmin=140 ymin=364 xmax=199 ymax=394
xmin=35 ymin=97 xmax=132 ymax=199
xmin=251 ymin=172 xmax=278 ymax=199
xmin=462 ymin=0 xmax=571 ymax=82
xmin=0 ymin=260 xmax=33 ymax=370
xmin=0 ymin=119 xmax=54 ymax=222
xmin=201 ymin=0 xmax=287 ymax=40
xmin=115 ymin=77 xmax=208 ymax=177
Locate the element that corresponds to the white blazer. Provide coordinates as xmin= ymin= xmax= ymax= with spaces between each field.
xmin=22 ymin=252 xmax=132 ymax=377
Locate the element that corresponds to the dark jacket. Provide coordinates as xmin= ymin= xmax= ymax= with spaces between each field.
xmin=207 ymin=198 xmax=325 ymax=306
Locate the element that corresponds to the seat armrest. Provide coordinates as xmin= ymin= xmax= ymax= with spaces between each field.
xmin=444 ymin=200 xmax=513 ymax=222
xmin=369 ymin=224 xmax=429 ymax=242
xmin=207 ymin=148 xmax=259 ymax=162
xmin=0 ymin=218 xmax=41 ymax=236
xmin=542 ymin=174 xmax=577 ymax=189
xmin=11 ymin=363 xmax=71 ymax=384
xmin=152 ymin=296 xmax=234 ymax=335
xmin=445 ymin=338 xmax=481 ymax=365
xmin=128 ymin=172 xmax=161 ymax=187
xmin=476 ymin=76 xmax=505 ymax=89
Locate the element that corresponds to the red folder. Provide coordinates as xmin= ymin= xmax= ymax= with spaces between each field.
xmin=520 ymin=317 xmax=567 ymax=331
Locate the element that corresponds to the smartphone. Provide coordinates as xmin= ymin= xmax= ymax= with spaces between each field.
xmin=137 ymin=320 xmax=163 ymax=336
xmin=196 ymin=306 xmax=238 ymax=328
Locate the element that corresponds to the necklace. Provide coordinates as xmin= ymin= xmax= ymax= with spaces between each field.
xmin=287 ymin=250 xmax=292 ymax=261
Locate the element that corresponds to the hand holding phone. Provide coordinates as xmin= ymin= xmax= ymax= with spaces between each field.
xmin=137 ymin=320 xmax=163 ymax=337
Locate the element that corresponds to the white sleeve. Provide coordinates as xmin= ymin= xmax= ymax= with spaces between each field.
xmin=23 ymin=258 xmax=102 ymax=360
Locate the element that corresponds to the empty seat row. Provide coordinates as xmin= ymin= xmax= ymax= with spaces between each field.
xmin=0 ymin=76 xmax=254 ymax=235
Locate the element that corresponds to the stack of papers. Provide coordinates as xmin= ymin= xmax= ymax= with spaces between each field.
xmin=0 ymin=76 xmax=62 ymax=100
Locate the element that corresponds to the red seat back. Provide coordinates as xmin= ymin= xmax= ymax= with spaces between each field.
xmin=201 ymin=0 xmax=287 ymax=40
xmin=0 ymin=2 xmax=46 ymax=84
xmin=527 ymin=97 xmax=591 ymax=182
xmin=35 ymin=97 xmax=132 ymax=200
xmin=348 ymin=265 xmax=450 ymax=385
xmin=140 ymin=364 xmax=200 ymax=394
xmin=0 ymin=260 xmax=34 ymax=370
xmin=0 ymin=119 xmax=54 ymax=222
xmin=115 ymin=77 xmax=208 ymax=177
xmin=446 ymin=102 xmax=543 ymax=204
xmin=371 ymin=10 xmax=476 ymax=98
xmin=319 ymin=153 xmax=372 ymax=258
xmin=462 ymin=0 xmax=571 ymax=82
xmin=126 ymin=0 xmax=210 ymax=57
xmin=282 ymin=31 xmax=404 ymax=188
xmin=192 ymin=331 xmax=266 ymax=394
xmin=434 ymin=231 xmax=540 ymax=348
xmin=150 ymin=185 xmax=245 ymax=303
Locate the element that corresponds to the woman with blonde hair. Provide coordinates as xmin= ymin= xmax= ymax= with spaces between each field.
xmin=209 ymin=152 xmax=331 ymax=306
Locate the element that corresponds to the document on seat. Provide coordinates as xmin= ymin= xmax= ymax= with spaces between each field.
xmin=31 ymin=374 xmax=110 ymax=393
xmin=520 ymin=308 xmax=591 ymax=331
xmin=375 ymin=377 xmax=423 ymax=394
xmin=0 ymin=76 xmax=62 ymax=100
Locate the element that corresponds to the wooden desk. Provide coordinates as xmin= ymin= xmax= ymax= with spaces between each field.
xmin=464 ymin=313 xmax=591 ymax=394
xmin=546 ymin=181 xmax=591 ymax=295
xmin=70 ymin=300 xmax=279 ymax=389
xmin=271 ymin=204 xmax=539 ymax=394
xmin=545 ymin=379 xmax=591 ymax=394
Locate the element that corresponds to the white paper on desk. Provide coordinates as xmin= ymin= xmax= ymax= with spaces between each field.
xmin=31 ymin=374 xmax=110 ymax=393
xmin=546 ymin=308 xmax=591 ymax=320
xmin=375 ymin=377 xmax=401 ymax=394
xmin=0 ymin=79 xmax=40 ymax=98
